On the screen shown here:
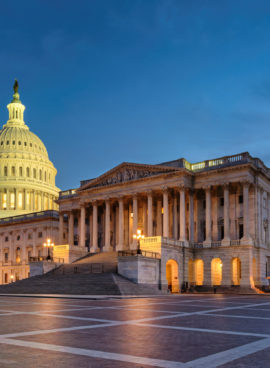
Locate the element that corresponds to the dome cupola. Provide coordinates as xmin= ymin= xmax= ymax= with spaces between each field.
xmin=0 ymin=81 xmax=60 ymax=218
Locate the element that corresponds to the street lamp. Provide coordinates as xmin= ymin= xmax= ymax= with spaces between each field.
xmin=133 ymin=229 xmax=144 ymax=255
xmin=43 ymin=238 xmax=54 ymax=260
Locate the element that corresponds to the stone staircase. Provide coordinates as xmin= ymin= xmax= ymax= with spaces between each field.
xmin=0 ymin=251 xmax=163 ymax=296
xmin=53 ymin=251 xmax=118 ymax=275
xmin=0 ymin=272 xmax=162 ymax=295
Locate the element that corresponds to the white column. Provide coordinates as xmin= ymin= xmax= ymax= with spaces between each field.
xmin=204 ymin=186 xmax=212 ymax=244
xmin=59 ymin=213 xmax=64 ymax=244
xmin=241 ymin=182 xmax=253 ymax=244
xmin=68 ymin=211 xmax=74 ymax=246
xmin=80 ymin=206 xmax=85 ymax=247
xmin=104 ymin=200 xmax=111 ymax=251
xmin=163 ymin=189 xmax=169 ymax=238
xmin=147 ymin=191 xmax=153 ymax=237
xmin=92 ymin=202 xmax=98 ymax=252
xmin=157 ymin=199 xmax=162 ymax=236
xmin=173 ymin=193 xmax=178 ymax=240
xmin=189 ymin=190 xmax=194 ymax=243
xmin=143 ymin=199 xmax=147 ymax=236
xmin=132 ymin=196 xmax=138 ymax=249
xmin=179 ymin=186 xmax=186 ymax=242
xmin=222 ymin=184 xmax=230 ymax=245
xmin=117 ymin=198 xmax=124 ymax=250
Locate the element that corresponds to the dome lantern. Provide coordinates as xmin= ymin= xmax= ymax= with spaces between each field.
xmin=6 ymin=80 xmax=26 ymax=129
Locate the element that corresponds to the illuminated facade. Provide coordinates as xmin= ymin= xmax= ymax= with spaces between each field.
xmin=58 ymin=152 xmax=270 ymax=290
xmin=0 ymin=82 xmax=59 ymax=218
xmin=0 ymin=82 xmax=61 ymax=284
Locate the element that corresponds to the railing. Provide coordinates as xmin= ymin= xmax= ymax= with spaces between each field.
xmin=0 ymin=210 xmax=59 ymax=224
xmin=191 ymin=242 xmax=204 ymax=248
xmin=211 ymin=241 xmax=222 ymax=248
xmin=230 ymin=240 xmax=241 ymax=246
xmin=29 ymin=257 xmax=64 ymax=263
xmin=59 ymin=189 xmax=77 ymax=199
xmin=118 ymin=250 xmax=161 ymax=259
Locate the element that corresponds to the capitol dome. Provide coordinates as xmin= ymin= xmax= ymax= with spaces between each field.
xmin=0 ymin=81 xmax=60 ymax=218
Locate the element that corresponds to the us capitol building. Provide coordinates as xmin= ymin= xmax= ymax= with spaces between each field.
xmin=1 ymin=81 xmax=270 ymax=292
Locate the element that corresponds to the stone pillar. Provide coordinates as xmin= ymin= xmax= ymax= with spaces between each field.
xmin=104 ymin=200 xmax=111 ymax=251
xmin=241 ymin=182 xmax=253 ymax=244
xmin=59 ymin=213 xmax=64 ymax=244
xmin=6 ymin=189 xmax=9 ymax=210
xmin=163 ymin=189 xmax=169 ymax=238
xmin=117 ymin=198 xmax=124 ymax=250
xmin=179 ymin=186 xmax=186 ymax=242
xmin=68 ymin=212 xmax=74 ymax=246
xmin=173 ymin=193 xmax=178 ymax=240
xmin=157 ymin=199 xmax=162 ymax=236
xmin=80 ymin=206 xmax=86 ymax=248
xmin=204 ymin=186 xmax=212 ymax=245
xmin=143 ymin=199 xmax=147 ymax=236
xmin=222 ymin=184 xmax=230 ymax=245
xmin=147 ymin=191 xmax=153 ymax=237
xmin=189 ymin=190 xmax=194 ymax=243
xmin=132 ymin=196 xmax=138 ymax=249
xmin=41 ymin=192 xmax=44 ymax=211
xmin=92 ymin=202 xmax=98 ymax=252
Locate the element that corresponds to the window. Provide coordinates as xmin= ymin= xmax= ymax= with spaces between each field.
xmin=239 ymin=224 xmax=244 ymax=239
xmin=2 ymin=193 xmax=7 ymax=209
xmin=4 ymin=273 xmax=8 ymax=283
xmin=18 ymin=192 xmax=23 ymax=209
xmin=6 ymin=141 xmax=9 ymax=145
xmin=38 ymin=232 xmax=42 ymax=238
xmin=4 ymin=166 xmax=7 ymax=176
xmin=39 ymin=170 xmax=42 ymax=180
xmin=4 ymin=252 xmax=8 ymax=263
xmin=239 ymin=195 xmax=243 ymax=204
xmin=19 ymin=167 xmax=22 ymax=176
xmin=28 ymin=250 xmax=32 ymax=260
xmin=33 ymin=168 xmax=36 ymax=178
xmin=17 ymin=235 xmax=20 ymax=241
xmin=12 ymin=140 xmax=15 ymax=145
xmin=24 ymin=142 xmax=27 ymax=146
xmin=26 ymin=167 xmax=30 ymax=177
xmin=28 ymin=233 xmax=32 ymax=240
xmin=203 ymin=200 xmax=206 ymax=209
xmin=11 ymin=166 xmax=15 ymax=176
xmin=220 ymin=197 xmax=224 ymax=207
xmin=5 ymin=236 xmax=8 ymax=242
xmin=10 ymin=192 xmax=15 ymax=209
xmin=18 ymin=141 xmax=21 ymax=145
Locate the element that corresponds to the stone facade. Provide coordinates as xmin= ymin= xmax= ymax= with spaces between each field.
xmin=0 ymin=210 xmax=67 ymax=284
xmin=58 ymin=152 xmax=270 ymax=290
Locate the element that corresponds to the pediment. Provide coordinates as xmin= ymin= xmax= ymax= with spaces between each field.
xmin=78 ymin=162 xmax=179 ymax=191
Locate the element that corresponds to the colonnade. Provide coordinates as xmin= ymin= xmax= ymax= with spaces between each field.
xmin=59 ymin=181 xmax=253 ymax=250
xmin=0 ymin=189 xmax=57 ymax=211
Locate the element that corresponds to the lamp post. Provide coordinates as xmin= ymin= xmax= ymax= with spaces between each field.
xmin=43 ymin=238 xmax=54 ymax=261
xmin=133 ymin=229 xmax=144 ymax=255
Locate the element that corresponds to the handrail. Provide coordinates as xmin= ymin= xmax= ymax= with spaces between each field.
xmin=118 ymin=250 xmax=161 ymax=259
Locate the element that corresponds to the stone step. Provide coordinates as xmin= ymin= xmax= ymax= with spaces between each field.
xmin=0 ymin=272 xmax=162 ymax=295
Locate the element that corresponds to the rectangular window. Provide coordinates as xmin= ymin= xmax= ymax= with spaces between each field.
xmin=5 ymin=236 xmax=8 ymax=242
xmin=4 ymin=166 xmax=7 ymax=176
xmin=18 ymin=192 xmax=23 ymax=209
xmin=220 ymin=197 xmax=224 ymax=207
xmin=28 ymin=233 xmax=32 ymax=240
xmin=10 ymin=192 xmax=15 ymax=209
xmin=4 ymin=273 xmax=8 ymax=283
xmin=4 ymin=252 xmax=8 ymax=262
xmin=239 ymin=224 xmax=244 ymax=239
xmin=38 ymin=232 xmax=42 ymax=238
xmin=2 ymin=193 xmax=7 ymax=209
xmin=239 ymin=195 xmax=243 ymax=204
xmin=11 ymin=166 xmax=15 ymax=176
xmin=19 ymin=167 xmax=23 ymax=176
xmin=28 ymin=250 xmax=32 ymax=260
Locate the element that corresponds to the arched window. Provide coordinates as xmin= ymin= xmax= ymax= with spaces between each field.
xmin=11 ymin=166 xmax=15 ymax=176
xmin=33 ymin=168 xmax=36 ymax=178
xmin=39 ymin=170 xmax=42 ymax=180
xmin=26 ymin=167 xmax=30 ymax=177
xmin=19 ymin=167 xmax=22 ymax=176
xmin=4 ymin=166 xmax=7 ymax=176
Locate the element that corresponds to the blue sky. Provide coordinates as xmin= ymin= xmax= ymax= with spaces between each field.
xmin=1 ymin=0 xmax=270 ymax=189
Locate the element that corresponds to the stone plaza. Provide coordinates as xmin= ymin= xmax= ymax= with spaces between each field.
xmin=0 ymin=294 xmax=270 ymax=367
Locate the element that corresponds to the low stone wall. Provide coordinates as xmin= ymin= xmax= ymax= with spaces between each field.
xmin=29 ymin=261 xmax=60 ymax=277
xmin=118 ymin=255 xmax=161 ymax=288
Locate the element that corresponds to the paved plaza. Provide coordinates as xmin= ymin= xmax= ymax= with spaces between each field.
xmin=0 ymin=295 xmax=270 ymax=367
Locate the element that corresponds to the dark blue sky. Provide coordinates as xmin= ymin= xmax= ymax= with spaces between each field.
xmin=1 ymin=1 xmax=270 ymax=190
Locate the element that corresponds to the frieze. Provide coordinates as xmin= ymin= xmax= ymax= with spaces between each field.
xmin=90 ymin=168 xmax=166 ymax=188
